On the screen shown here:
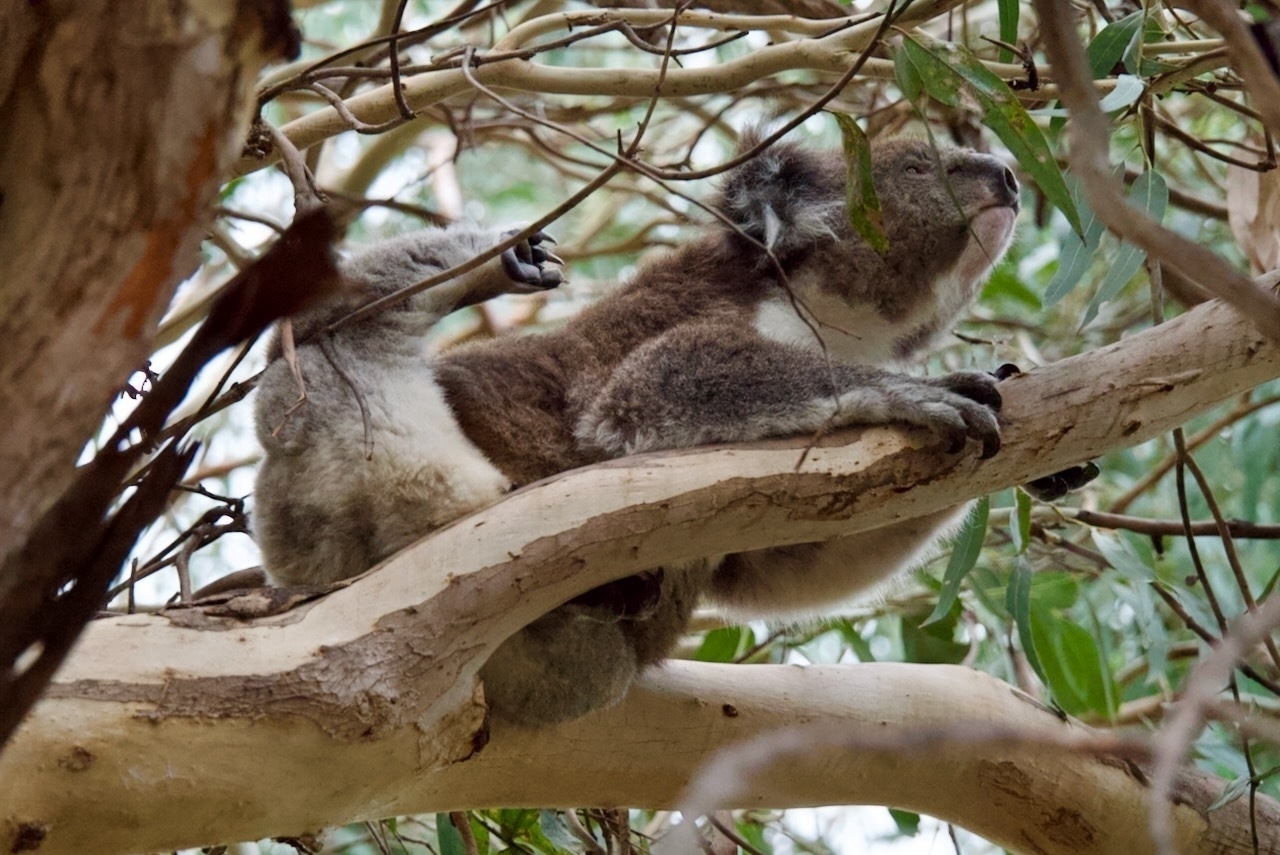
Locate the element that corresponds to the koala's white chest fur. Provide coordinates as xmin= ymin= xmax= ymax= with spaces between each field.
xmin=366 ymin=357 xmax=511 ymax=534
xmin=753 ymin=291 xmax=911 ymax=365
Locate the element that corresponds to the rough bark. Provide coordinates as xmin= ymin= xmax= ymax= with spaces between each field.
xmin=0 ymin=0 xmax=293 ymax=558
xmin=2 ymin=291 xmax=1280 ymax=853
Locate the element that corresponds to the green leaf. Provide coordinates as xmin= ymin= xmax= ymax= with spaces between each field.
xmin=1096 ymin=74 xmax=1146 ymax=113
xmin=996 ymin=0 xmax=1019 ymax=63
xmin=888 ymin=808 xmax=922 ymax=836
xmin=695 ymin=626 xmax=753 ymax=662
xmin=1029 ymin=603 xmax=1114 ymax=715
xmin=833 ymin=113 xmax=890 ymax=254
xmin=836 ymin=618 xmax=877 ymax=662
xmin=1006 ymin=561 xmax=1047 ymax=683
xmin=903 ymin=608 xmax=968 ymax=664
xmin=923 ymin=496 xmax=989 ymax=626
xmin=1086 ymin=11 xmax=1144 ymax=78
xmin=1082 ymin=170 xmax=1168 ymax=326
xmin=1010 ymin=488 xmax=1032 ymax=554
xmin=1030 ymin=571 xmax=1080 ymax=611
xmin=1043 ymin=179 xmax=1105 ymax=307
xmin=540 ymin=811 xmax=583 ymax=852
xmin=982 ymin=264 xmax=1042 ymax=307
xmin=1091 ymin=529 xmax=1154 ymax=581
xmin=893 ymin=41 xmax=925 ymax=104
xmin=1048 ymin=12 xmax=1148 ymax=134
xmin=899 ymin=33 xmax=1082 ymax=235
xmin=438 ymin=813 xmax=466 ymax=855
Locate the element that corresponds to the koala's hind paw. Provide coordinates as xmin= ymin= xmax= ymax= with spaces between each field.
xmin=501 ymin=230 xmax=564 ymax=290
xmin=1025 ymin=461 xmax=1100 ymax=501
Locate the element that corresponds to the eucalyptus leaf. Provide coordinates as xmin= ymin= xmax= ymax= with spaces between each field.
xmin=1007 ymin=560 xmax=1047 ymax=684
xmin=923 ymin=496 xmax=989 ymax=626
xmin=1029 ymin=603 xmax=1113 ymax=715
xmin=1097 ymin=74 xmax=1146 ymax=113
xmin=1082 ymin=170 xmax=1168 ymax=325
xmin=1043 ymin=179 xmax=1105 ymax=307
xmin=833 ymin=112 xmax=889 ymax=253
xmin=1010 ymin=488 xmax=1032 ymax=555
xmin=438 ymin=813 xmax=466 ymax=855
xmin=996 ymin=0 xmax=1018 ymax=63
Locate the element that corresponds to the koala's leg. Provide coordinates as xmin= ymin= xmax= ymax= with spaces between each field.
xmin=481 ymin=561 xmax=708 ymax=726
xmin=709 ymin=505 xmax=970 ymax=617
xmin=577 ymin=321 xmax=1001 ymax=458
xmin=480 ymin=607 xmax=638 ymax=727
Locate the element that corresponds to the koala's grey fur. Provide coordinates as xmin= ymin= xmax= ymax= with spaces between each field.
xmin=254 ymin=135 xmax=1021 ymax=726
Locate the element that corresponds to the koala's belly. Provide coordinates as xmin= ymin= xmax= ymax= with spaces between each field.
xmin=362 ymin=364 xmax=512 ymax=554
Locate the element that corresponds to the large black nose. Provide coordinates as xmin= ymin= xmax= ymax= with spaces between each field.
xmin=999 ymin=166 xmax=1019 ymax=206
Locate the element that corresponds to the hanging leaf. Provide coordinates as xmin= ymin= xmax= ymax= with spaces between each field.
xmin=1043 ymin=177 xmax=1105 ymax=306
xmin=833 ymin=112 xmax=890 ymax=253
xmin=996 ymin=0 xmax=1019 ymax=63
xmin=898 ymin=33 xmax=1083 ymax=235
xmin=438 ymin=814 xmax=467 ymax=855
xmin=1087 ymin=10 xmax=1145 ymax=78
xmin=695 ymin=625 xmax=754 ymax=662
xmin=923 ymin=496 xmax=989 ymax=626
xmin=1082 ymin=170 xmax=1168 ymax=325
xmin=1010 ymin=488 xmax=1032 ymax=554
xmin=1029 ymin=603 xmax=1116 ymax=716
xmin=1006 ymin=560 xmax=1047 ymax=684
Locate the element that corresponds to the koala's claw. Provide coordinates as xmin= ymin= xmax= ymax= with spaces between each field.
xmin=992 ymin=362 xmax=1022 ymax=381
xmin=1025 ymin=461 xmax=1100 ymax=501
xmin=501 ymin=230 xmax=565 ymax=290
xmin=914 ymin=371 xmax=1002 ymax=458
xmin=938 ymin=370 xmax=1003 ymax=413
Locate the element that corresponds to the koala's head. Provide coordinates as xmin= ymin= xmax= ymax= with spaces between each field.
xmin=870 ymin=137 xmax=1020 ymax=292
xmin=718 ymin=134 xmax=1020 ymax=362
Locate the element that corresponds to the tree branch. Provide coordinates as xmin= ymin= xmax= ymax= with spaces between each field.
xmin=3 ymin=278 xmax=1280 ymax=851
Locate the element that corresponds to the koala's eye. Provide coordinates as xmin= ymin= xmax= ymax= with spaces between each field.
xmin=905 ymin=162 xmax=929 ymax=175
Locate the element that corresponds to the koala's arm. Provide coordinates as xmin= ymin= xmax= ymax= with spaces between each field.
xmin=575 ymin=321 xmax=1000 ymax=615
xmin=284 ymin=227 xmax=562 ymax=341
xmin=577 ymin=321 xmax=1001 ymax=458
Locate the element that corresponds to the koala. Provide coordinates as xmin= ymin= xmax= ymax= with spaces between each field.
xmin=254 ymin=134 xmax=1021 ymax=726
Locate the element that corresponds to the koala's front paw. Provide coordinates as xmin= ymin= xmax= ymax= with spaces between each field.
xmin=500 ymin=230 xmax=564 ymax=291
xmin=916 ymin=371 xmax=1002 ymax=459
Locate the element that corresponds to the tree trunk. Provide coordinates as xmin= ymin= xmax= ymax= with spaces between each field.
xmin=0 ymin=0 xmax=294 ymax=558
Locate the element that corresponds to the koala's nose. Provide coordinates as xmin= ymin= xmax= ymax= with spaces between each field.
xmin=1002 ymin=166 xmax=1018 ymax=196
xmin=998 ymin=166 xmax=1020 ymax=209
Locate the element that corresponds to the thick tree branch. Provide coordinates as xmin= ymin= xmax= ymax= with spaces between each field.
xmin=3 ymin=282 xmax=1280 ymax=851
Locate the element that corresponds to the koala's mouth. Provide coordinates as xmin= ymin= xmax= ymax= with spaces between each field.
xmin=963 ymin=204 xmax=1018 ymax=269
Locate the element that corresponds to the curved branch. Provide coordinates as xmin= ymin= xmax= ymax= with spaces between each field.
xmin=233 ymin=3 xmax=1030 ymax=177
xmin=3 ymin=290 xmax=1280 ymax=853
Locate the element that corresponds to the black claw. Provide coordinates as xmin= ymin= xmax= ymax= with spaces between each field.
xmin=1023 ymin=461 xmax=1100 ymax=501
xmin=942 ymin=373 xmax=1003 ymax=413
xmin=500 ymin=231 xmax=565 ymax=291
xmin=992 ymin=363 xmax=1022 ymax=381
xmin=980 ymin=432 xmax=1001 ymax=459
